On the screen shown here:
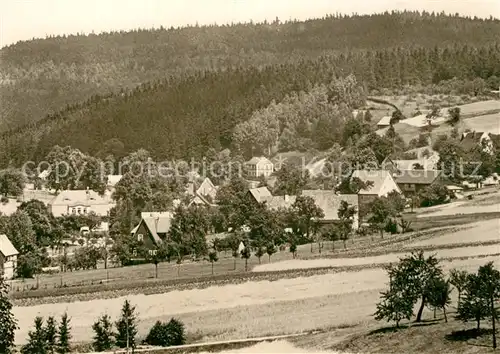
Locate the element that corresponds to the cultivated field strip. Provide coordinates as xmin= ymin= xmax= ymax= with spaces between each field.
xmin=13 ymin=256 xmax=499 ymax=346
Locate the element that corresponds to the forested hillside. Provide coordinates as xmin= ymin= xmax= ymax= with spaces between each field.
xmin=1 ymin=39 xmax=499 ymax=168
xmin=1 ymin=11 xmax=500 ymax=131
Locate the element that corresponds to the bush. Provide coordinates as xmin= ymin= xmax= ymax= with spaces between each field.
xmin=0 ymin=196 xmax=8 ymax=204
xmin=144 ymin=318 xmax=186 ymax=347
xmin=385 ymin=219 xmax=398 ymax=234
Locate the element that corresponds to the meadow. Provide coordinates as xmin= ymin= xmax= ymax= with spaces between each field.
xmin=13 ymin=255 xmax=500 ymax=345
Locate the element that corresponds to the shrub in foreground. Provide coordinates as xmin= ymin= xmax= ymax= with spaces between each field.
xmin=145 ymin=318 xmax=186 ymax=347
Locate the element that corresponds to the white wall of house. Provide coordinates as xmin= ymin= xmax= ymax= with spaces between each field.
xmin=378 ymin=175 xmax=401 ymax=197
xmin=50 ymin=203 xmax=114 ymax=217
xmin=1 ymin=254 xmax=17 ymax=280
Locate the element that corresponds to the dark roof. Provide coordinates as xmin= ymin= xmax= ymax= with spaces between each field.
xmin=393 ymin=169 xmax=441 ymax=185
xmin=460 ymin=131 xmax=486 ymax=151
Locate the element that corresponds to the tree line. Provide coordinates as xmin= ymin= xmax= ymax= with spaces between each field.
xmin=1 ymin=11 xmax=499 ymax=131
xmin=1 ymin=39 xmax=500 ymax=167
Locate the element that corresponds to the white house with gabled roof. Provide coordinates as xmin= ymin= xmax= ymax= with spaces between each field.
xmin=245 ymin=156 xmax=274 ymax=178
xmin=48 ymin=189 xmax=114 ymax=217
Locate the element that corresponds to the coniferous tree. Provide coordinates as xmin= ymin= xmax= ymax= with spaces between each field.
xmin=92 ymin=314 xmax=115 ymax=352
xmin=115 ymin=300 xmax=138 ymax=349
xmin=22 ymin=317 xmax=48 ymax=354
xmin=56 ymin=313 xmax=71 ymax=354
xmin=45 ymin=316 xmax=58 ymax=354
xmin=0 ymin=271 xmax=17 ymax=354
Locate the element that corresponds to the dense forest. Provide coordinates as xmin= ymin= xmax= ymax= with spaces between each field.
xmin=1 ymin=11 xmax=500 ymax=131
xmin=1 ymin=11 xmax=500 ymax=167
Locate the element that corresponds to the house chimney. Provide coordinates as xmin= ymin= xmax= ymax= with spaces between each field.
xmin=155 ymin=216 xmax=159 ymax=232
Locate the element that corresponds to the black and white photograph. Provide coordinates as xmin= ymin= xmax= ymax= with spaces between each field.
xmin=0 ymin=0 xmax=500 ymax=352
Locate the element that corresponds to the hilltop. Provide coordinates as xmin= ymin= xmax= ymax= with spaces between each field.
xmin=1 ymin=11 xmax=500 ymax=132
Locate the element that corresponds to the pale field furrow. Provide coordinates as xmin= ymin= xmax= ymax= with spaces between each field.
xmin=408 ymin=218 xmax=500 ymax=247
xmin=252 ymin=245 xmax=500 ymax=272
xmin=12 ymin=256 xmax=500 ymax=345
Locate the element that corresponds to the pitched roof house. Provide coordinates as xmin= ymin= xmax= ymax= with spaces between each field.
xmin=184 ymin=177 xmax=218 ymax=207
xmin=392 ymin=169 xmax=442 ymax=195
xmin=131 ymin=212 xmax=174 ymax=253
xmin=301 ymin=190 xmax=359 ymax=229
xmin=48 ymin=189 xmax=114 ymax=217
xmin=246 ymin=156 xmax=274 ymax=178
xmin=0 ymin=234 xmax=18 ymax=280
xmin=247 ymin=187 xmax=296 ymax=210
xmin=351 ymin=170 xmax=402 ymax=216
xmin=376 ymin=116 xmax=392 ymax=129
xmin=248 ymin=187 xmax=273 ymax=203
xmin=460 ymin=131 xmax=495 ymax=154
xmin=351 ymin=170 xmax=402 ymax=196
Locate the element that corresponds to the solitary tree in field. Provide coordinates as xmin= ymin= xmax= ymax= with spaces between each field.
xmin=0 ymin=271 xmax=17 ymax=354
xmin=289 ymin=242 xmax=297 ymax=259
xmin=449 ymin=269 xmax=469 ymax=308
xmin=92 ymin=314 xmax=115 ymax=352
xmin=266 ymin=243 xmax=277 ymax=262
xmin=385 ymin=251 xmax=442 ymax=323
xmin=57 ymin=313 xmax=71 ymax=354
xmin=241 ymin=247 xmax=251 ymax=271
xmin=207 ymin=250 xmax=218 ymax=275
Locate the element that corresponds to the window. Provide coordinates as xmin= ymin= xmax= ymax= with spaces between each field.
xmin=71 ymin=208 xmax=76 ymax=214
xmin=132 ymin=249 xmax=137 ymax=257
xmin=148 ymin=249 xmax=157 ymax=256
xmin=77 ymin=208 xmax=81 ymax=214
xmin=137 ymin=234 xmax=144 ymax=242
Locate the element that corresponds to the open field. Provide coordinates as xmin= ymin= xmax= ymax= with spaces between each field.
xmin=464 ymin=112 xmax=500 ymax=134
xmin=416 ymin=200 xmax=500 ymax=218
xmin=252 ymin=245 xmax=500 ymax=272
xmin=408 ymin=219 xmax=500 ymax=247
xmin=12 ymin=254 xmax=500 ymax=345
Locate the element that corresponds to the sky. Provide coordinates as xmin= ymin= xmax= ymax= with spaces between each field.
xmin=1 ymin=0 xmax=499 ymax=47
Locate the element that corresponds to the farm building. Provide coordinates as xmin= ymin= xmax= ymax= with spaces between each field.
xmin=0 ymin=234 xmax=18 ymax=280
